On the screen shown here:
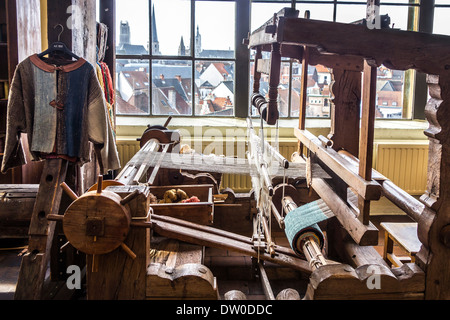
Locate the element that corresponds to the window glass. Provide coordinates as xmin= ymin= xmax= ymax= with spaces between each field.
xmin=335 ymin=5 xmax=367 ymax=23
xmin=152 ymin=0 xmax=191 ymax=56
xmin=290 ymin=64 xmax=332 ymax=118
xmin=379 ymin=0 xmax=411 ymax=3
xmin=376 ymin=67 xmax=405 ymax=119
xmin=195 ymin=1 xmax=235 ymax=59
xmin=296 ymin=4 xmax=334 ymax=21
xmin=116 ymin=0 xmax=149 ymax=53
xmin=251 ymin=3 xmax=288 ymax=32
xmin=379 ymin=4 xmax=409 ymax=30
xmin=152 ymin=60 xmax=192 ymax=116
xmin=434 ymin=8 xmax=450 ymax=36
xmin=116 ymin=59 xmax=150 ymax=115
xmin=196 ymin=61 xmax=235 ymax=116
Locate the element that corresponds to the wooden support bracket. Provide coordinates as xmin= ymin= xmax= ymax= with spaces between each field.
xmin=14 ymin=159 xmax=68 ymax=300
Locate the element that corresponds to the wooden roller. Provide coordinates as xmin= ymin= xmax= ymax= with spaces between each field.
xmin=282 ymin=196 xmax=327 ymax=270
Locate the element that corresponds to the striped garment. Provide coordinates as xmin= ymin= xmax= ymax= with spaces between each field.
xmin=1 ymin=54 xmax=120 ymax=174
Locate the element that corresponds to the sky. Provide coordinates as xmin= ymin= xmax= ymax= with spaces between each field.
xmin=114 ymin=0 xmax=450 ymax=55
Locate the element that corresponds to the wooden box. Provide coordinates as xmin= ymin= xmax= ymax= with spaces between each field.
xmin=0 ymin=184 xmax=38 ymax=238
xmin=149 ymin=184 xmax=214 ymax=225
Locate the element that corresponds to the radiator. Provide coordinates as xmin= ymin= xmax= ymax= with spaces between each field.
xmin=116 ymin=140 xmax=140 ymax=169
xmin=373 ymin=141 xmax=429 ymax=195
xmin=116 ymin=139 xmax=428 ymax=195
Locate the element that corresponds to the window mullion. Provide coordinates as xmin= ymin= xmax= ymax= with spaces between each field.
xmin=149 ymin=0 xmax=153 ymax=116
xmin=191 ymin=0 xmax=196 ymax=116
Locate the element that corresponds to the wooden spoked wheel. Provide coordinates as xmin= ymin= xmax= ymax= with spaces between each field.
xmin=59 ymin=176 xmax=138 ymax=261
xmin=63 ymin=189 xmax=131 ymax=255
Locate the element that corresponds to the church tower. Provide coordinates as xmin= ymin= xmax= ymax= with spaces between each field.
xmin=195 ymin=25 xmax=202 ymax=56
xmin=151 ymin=5 xmax=161 ymax=55
xmin=119 ymin=21 xmax=130 ymax=46
xmin=178 ymin=36 xmax=186 ymax=56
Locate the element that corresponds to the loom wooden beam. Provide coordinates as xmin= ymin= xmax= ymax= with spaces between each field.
xmin=247 ymin=7 xmax=299 ymax=48
xmin=328 ymin=69 xmax=362 ymax=157
xmin=151 ymin=214 xmax=312 ymax=274
xmin=14 ymin=159 xmax=68 ymax=300
xmin=276 ymin=17 xmax=450 ymax=76
xmin=297 ymin=43 xmax=309 ymax=155
xmin=304 ymin=262 xmax=425 ymax=300
xmin=416 ymin=74 xmax=450 ymax=299
xmin=357 ymin=60 xmax=378 ymax=225
xmin=311 ymin=178 xmax=378 ymax=246
xmin=295 ymin=128 xmax=382 ymax=201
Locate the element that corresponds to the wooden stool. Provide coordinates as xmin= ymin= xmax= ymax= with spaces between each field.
xmin=380 ymin=222 xmax=422 ymax=267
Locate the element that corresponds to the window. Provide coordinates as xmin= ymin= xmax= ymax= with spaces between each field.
xmin=248 ymin=1 xmax=422 ymax=120
xmin=115 ymin=0 xmax=236 ymax=116
xmin=111 ymin=0 xmax=445 ymax=119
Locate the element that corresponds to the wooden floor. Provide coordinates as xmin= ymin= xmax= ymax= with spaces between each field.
xmin=0 ymin=239 xmax=27 ymax=300
xmin=0 ymin=198 xmax=416 ymax=300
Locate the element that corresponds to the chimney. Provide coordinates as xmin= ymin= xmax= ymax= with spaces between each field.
xmin=168 ymin=89 xmax=177 ymax=108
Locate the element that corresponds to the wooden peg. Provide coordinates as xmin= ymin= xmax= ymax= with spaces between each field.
xmin=92 ymin=254 xmax=98 ymax=273
xmin=121 ymin=243 xmax=137 ymax=260
xmin=96 ymin=175 xmax=103 ymax=194
xmin=120 ymin=189 xmax=140 ymax=206
xmin=60 ymin=182 xmax=78 ymax=202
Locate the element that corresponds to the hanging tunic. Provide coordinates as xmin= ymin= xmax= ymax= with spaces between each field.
xmin=1 ymin=54 xmax=120 ymax=174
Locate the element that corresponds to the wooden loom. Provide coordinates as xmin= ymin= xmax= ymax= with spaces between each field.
xmin=7 ymin=7 xmax=450 ymax=301
xmin=245 ymin=6 xmax=450 ymax=299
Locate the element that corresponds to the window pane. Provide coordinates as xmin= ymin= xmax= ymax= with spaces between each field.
xmin=116 ymin=0 xmax=149 ymax=55
xmin=195 ymin=1 xmax=235 ymax=59
xmin=196 ymin=61 xmax=234 ymax=116
xmin=380 ymin=5 xmax=409 ymax=30
xmin=251 ymin=3 xmax=288 ymax=32
xmin=379 ymin=0 xmax=411 ymax=3
xmin=336 ymin=5 xmax=367 ymax=23
xmin=376 ymin=67 xmax=404 ymax=119
xmin=295 ymin=4 xmax=334 ymax=22
xmin=152 ymin=0 xmax=191 ymax=56
xmin=434 ymin=8 xmax=450 ymax=36
xmin=152 ymin=60 xmax=192 ymax=115
xmin=291 ymin=64 xmax=331 ymax=118
xmin=249 ymin=60 xmax=290 ymax=118
xmin=116 ymin=60 xmax=150 ymax=115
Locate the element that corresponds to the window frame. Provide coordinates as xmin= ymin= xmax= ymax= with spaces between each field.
xmin=114 ymin=0 xmax=248 ymax=118
xmin=100 ymin=0 xmax=449 ymax=120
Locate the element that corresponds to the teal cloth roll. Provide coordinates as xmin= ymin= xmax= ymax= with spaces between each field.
xmin=284 ymin=200 xmax=327 ymax=257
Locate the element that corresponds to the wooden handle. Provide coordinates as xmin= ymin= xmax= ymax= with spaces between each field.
xmin=47 ymin=214 xmax=64 ymax=222
xmin=61 ymin=182 xmax=78 ymax=202
xmin=121 ymin=243 xmax=137 ymax=260
xmin=96 ymin=175 xmax=103 ymax=194
xmin=120 ymin=189 xmax=140 ymax=206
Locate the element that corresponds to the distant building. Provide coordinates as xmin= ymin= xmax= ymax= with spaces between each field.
xmin=116 ymin=21 xmax=148 ymax=56
xmin=116 ymin=11 xmax=235 ymax=116
xmin=116 ymin=71 xmax=150 ymax=114
xmin=199 ymin=62 xmax=234 ymax=87
xmin=178 ymin=25 xmax=234 ymax=59
xmin=151 ymin=5 xmax=161 ymax=55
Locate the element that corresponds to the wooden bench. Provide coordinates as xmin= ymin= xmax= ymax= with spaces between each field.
xmin=380 ymin=222 xmax=422 ymax=267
